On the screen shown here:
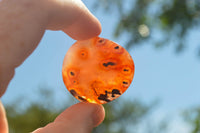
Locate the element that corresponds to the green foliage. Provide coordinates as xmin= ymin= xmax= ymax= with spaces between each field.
xmin=183 ymin=106 xmax=200 ymax=133
xmin=4 ymin=89 xmax=168 ymax=133
xmin=6 ymin=103 xmax=60 ymax=133
xmin=94 ymin=100 xmax=152 ymax=133
xmin=96 ymin=0 xmax=200 ymax=54
xmin=5 ymin=89 xmax=62 ymax=133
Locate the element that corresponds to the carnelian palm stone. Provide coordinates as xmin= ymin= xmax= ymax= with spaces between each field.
xmin=62 ymin=36 xmax=135 ymax=104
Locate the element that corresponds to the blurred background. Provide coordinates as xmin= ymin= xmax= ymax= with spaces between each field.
xmin=1 ymin=0 xmax=200 ymax=133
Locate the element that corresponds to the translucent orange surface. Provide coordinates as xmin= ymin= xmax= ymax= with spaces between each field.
xmin=62 ymin=37 xmax=135 ymax=104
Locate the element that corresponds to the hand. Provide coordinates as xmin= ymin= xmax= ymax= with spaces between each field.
xmin=0 ymin=0 xmax=104 ymax=132
xmin=0 ymin=101 xmax=105 ymax=133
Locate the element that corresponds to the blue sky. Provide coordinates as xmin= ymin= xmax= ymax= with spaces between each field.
xmin=1 ymin=1 xmax=200 ymax=127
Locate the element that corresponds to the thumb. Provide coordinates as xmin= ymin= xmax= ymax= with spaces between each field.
xmin=33 ymin=102 xmax=105 ymax=133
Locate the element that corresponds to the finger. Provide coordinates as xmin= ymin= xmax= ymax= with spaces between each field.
xmin=0 ymin=0 xmax=46 ymax=95
xmin=33 ymin=102 xmax=105 ymax=133
xmin=0 ymin=101 xmax=8 ymax=133
xmin=0 ymin=0 xmax=101 ymax=95
xmin=46 ymin=0 xmax=101 ymax=40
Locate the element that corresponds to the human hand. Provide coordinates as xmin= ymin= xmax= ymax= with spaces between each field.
xmin=0 ymin=101 xmax=105 ymax=133
xmin=0 ymin=0 xmax=104 ymax=132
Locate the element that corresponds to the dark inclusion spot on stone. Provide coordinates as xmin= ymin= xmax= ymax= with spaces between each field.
xmin=70 ymin=71 xmax=75 ymax=76
xmin=112 ymin=89 xmax=121 ymax=97
xmin=103 ymin=62 xmax=116 ymax=67
xmin=98 ymin=39 xmax=104 ymax=43
xmin=123 ymin=81 xmax=129 ymax=85
xmin=78 ymin=96 xmax=87 ymax=102
xmin=123 ymin=69 xmax=129 ymax=72
xmin=70 ymin=90 xmax=77 ymax=96
xmin=98 ymin=95 xmax=111 ymax=102
xmin=98 ymin=91 xmax=111 ymax=102
xmin=114 ymin=46 xmax=119 ymax=49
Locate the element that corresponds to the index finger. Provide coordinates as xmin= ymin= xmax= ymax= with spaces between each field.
xmin=46 ymin=0 xmax=101 ymax=40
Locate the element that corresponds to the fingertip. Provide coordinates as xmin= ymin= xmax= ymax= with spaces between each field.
xmin=91 ymin=103 xmax=105 ymax=127
xmin=60 ymin=0 xmax=102 ymax=40
xmin=55 ymin=102 xmax=105 ymax=127
xmin=63 ymin=14 xmax=102 ymax=40
xmin=33 ymin=102 xmax=105 ymax=133
xmin=45 ymin=0 xmax=102 ymax=40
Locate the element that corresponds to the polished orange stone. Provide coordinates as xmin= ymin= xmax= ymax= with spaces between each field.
xmin=62 ymin=37 xmax=135 ymax=104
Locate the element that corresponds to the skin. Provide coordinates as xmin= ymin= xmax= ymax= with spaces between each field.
xmin=0 ymin=0 xmax=105 ymax=133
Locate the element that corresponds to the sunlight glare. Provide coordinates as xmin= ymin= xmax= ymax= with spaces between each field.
xmin=138 ymin=24 xmax=150 ymax=37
